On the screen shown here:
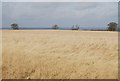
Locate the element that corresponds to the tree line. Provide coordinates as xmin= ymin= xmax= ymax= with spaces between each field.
xmin=10 ymin=22 xmax=118 ymax=31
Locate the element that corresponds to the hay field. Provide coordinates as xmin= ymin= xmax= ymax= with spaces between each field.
xmin=2 ymin=30 xmax=118 ymax=79
xmin=0 ymin=30 xmax=2 ymax=80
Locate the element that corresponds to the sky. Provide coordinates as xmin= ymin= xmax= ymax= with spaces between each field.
xmin=2 ymin=2 xmax=118 ymax=29
xmin=1 ymin=0 xmax=119 ymax=2
xmin=0 ymin=2 xmax=1 ymax=28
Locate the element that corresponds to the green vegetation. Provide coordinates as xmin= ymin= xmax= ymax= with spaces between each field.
xmin=11 ymin=23 xmax=19 ymax=30
xmin=52 ymin=24 xmax=59 ymax=30
xmin=107 ymin=22 xmax=117 ymax=31
xmin=71 ymin=25 xmax=79 ymax=30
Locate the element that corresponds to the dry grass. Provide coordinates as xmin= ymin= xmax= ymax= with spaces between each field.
xmin=2 ymin=30 xmax=118 ymax=79
xmin=0 ymin=30 xmax=2 ymax=80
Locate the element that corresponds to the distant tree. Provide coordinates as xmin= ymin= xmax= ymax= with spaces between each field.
xmin=11 ymin=23 xmax=19 ymax=30
xmin=107 ymin=22 xmax=117 ymax=31
xmin=71 ymin=25 xmax=79 ymax=30
xmin=52 ymin=24 xmax=59 ymax=29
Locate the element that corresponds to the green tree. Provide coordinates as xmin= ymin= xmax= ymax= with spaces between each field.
xmin=11 ymin=23 xmax=19 ymax=30
xmin=72 ymin=25 xmax=79 ymax=30
xmin=108 ymin=22 xmax=117 ymax=31
xmin=52 ymin=24 xmax=59 ymax=30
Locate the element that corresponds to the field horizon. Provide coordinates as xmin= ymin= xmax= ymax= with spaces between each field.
xmin=2 ymin=30 xmax=118 ymax=79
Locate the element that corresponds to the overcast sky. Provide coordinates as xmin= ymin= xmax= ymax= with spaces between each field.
xmin=1 ymin=0 xmax=119 ymax=2
xmin=0 ymin=2 xmax=2 ymax=28
xmin=2 ymin=2 xmax=118 ymax=29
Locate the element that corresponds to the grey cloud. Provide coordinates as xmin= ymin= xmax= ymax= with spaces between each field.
xmin=0 ymin=2 xmax=2 ymax=28
xmin=2 ymin=2 xmax=118 ymax=28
